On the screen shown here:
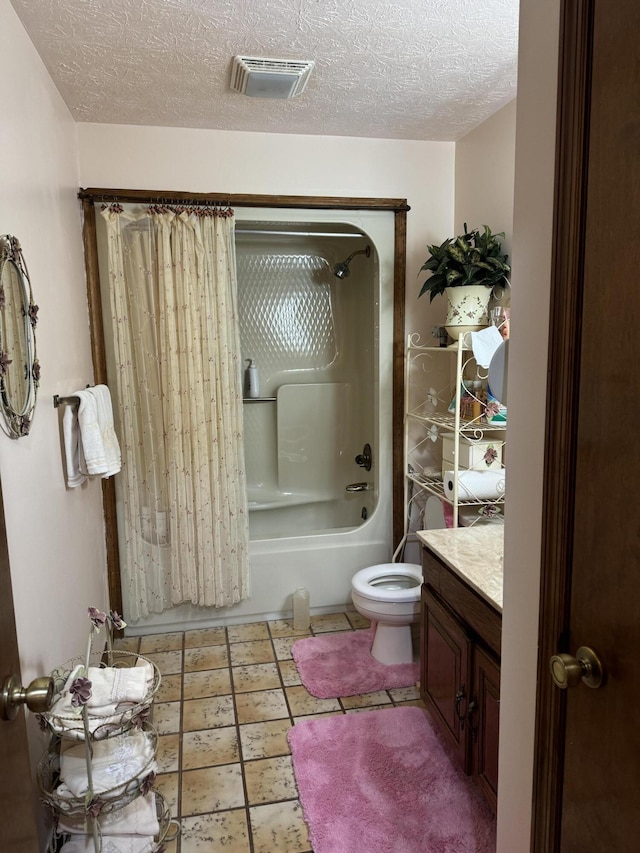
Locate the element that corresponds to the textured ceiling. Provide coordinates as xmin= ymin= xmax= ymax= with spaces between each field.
xmin=11 ymin=0 xmax=519 ymax=141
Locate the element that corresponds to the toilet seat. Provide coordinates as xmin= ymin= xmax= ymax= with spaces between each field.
xmin=351 ymin=563 xmax=422 ymax=602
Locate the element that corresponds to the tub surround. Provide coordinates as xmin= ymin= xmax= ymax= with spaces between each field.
xmin=417 ymin=526 xmax=503 ymax=612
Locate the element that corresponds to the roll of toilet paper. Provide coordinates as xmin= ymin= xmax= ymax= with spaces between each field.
xmin=443 ymin=469 xmax=506 ymax=501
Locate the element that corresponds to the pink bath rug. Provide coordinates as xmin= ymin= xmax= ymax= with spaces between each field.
xmin=291 ymin=627 xmax=418 ymax=698
xmin=288 ymin=706 xmax=496 ymax=853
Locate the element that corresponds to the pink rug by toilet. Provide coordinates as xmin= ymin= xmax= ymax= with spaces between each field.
xmin=291 ymin=626 xmax=418 ymax=698
xmin=288 ymin=706 xmax=496 ymax=853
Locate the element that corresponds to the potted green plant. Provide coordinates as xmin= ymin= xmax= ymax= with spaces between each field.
xmin=419 ymin=224 xmax=510 ymax=340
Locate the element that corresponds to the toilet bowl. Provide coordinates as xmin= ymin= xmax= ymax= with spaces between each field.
xmin=351 ymin=562 xmax=423 ymax=665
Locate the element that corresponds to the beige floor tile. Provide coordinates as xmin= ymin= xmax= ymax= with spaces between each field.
xmin=235 ymin=688 xmax=289 ymax=724
xmin=272 ymin=637 xmax=300 ymax=661
xmin=394 ymin=697 xmax=427 ymax=709
xmin=139 ymin=632 xmax=184 ymax=653
xmin=181 ymin=764 xmax=245 ymax=815
xmin=249 ymin=800 xmax=311 ymax=853
xmin=293 ymin=710 xmax=344 ymax=724
xmin=184 ymin=626 xmax=227 ymax=648
xmin=244 ymin=755 xmax=298 ymax=806
xmin=227 ymin=621 xmax=270 ymax=643
xmin=156 ymin=733 xmax=180 ymax=773
xmin=153 ymin=700 xmax=181 ymax=733
xmin=180 ymin=810 xmax=250 ymax=853
xmin=239 ymin=719 xmax=292 ymax=761
xmin=183 ymin=667 xmax=232 ymax=700
xmin=229 ymin=640 xmax=275 ymax=667
xmin=267 ymin=619 xmax=312 ymax=639
xmin=232 ymin=662 xmax=281 ymax=693
xmin=159 ymin=838 xmax=178 ymax=853
xmin=154 ymin=771 xmax=179 ymax=815
xmin=285 ymin=685 xmax=341 ymax=716
xmin=340 ymin=690 xmax=392 ymax=710
xmin=155 ymin=673 xmax=182 ymax=703
xmin=345 ymin=704 xmax=392 ymax=713
xmin=144 ymin=650 xmax=183 ymax=675
xmin=278 ymin=659 xmax=302 ymax=687
xmin=388 ymin=684 xmax=421 ymax=702
xmin=184 ymin=645 xmax=229 ymax=672
xmin=183 ymin=695 xmax=235 ymax=731
xmin=310 ymin=612 xmax=351 ymax=633
xmin=345 ymin=611 xmax=371 ymax=630
xmin=182 ymin=725 xmax=239 ymax=770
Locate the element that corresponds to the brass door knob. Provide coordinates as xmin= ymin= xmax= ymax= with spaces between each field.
xmin=549 ymin=646 xmax=604 ymax=690
xmin=0 ymin=674 xmax=54 ymax=721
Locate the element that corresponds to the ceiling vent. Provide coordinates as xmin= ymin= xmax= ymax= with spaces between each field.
xmin=230 ymin=56 xmax=315 ymax=99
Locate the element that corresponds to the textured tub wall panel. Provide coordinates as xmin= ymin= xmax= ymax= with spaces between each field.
xmin=236 ymin=235 xmax=376 ymax=536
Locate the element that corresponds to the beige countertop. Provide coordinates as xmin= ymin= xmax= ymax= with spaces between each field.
xmin=417 ymin=526 xmax=504 ymax=612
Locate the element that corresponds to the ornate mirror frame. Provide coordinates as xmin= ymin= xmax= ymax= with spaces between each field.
xmin=0 ymin=235 xmax=40 ymax=438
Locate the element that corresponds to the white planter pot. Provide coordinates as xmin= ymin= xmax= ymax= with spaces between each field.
xmin=445 ymin=284 xmax=491 ymax=340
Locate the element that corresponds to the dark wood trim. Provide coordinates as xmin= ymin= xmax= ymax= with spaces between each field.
xmin=392 ymin=209 xmax=407 ymax=549
xmin=81 ymin=199 xmax=123 ymax=618
xmin=531 ymin=2 xmax=594 ymax=851
xmin=79 ymin=188 xmax=410 ymax=213
xmin=81 ymin=192 xmax=408 ymax=616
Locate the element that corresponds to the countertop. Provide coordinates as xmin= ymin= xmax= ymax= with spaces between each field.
xmin=417 ymin=526 xmax=504 ymax=612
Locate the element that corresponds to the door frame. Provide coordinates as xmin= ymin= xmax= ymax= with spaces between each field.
xmin=79 ymin=190 xmax=409 ymax=617
xmin=531 ymin=2 xmax=594 ymax=849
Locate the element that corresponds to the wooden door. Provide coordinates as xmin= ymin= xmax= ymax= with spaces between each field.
xmin=533 ymin=1 xmax=640 ymax=849
xmin=471 ymin=644 xmax=500 ymax=812
xmin=0 ymin=478 xmax=40 ymax=851
xmin=420 ymin=586 xmax=471 ymax=771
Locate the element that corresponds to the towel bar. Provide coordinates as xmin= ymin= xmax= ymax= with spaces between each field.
xmin=53 ymin=386 xmax=93 ymax=408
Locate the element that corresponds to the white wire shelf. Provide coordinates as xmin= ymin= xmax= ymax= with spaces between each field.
xmin=406 ymin=469 xmax=506 ymax=506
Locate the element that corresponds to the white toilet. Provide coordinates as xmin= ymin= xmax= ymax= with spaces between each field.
xmin=351 ymin=562 xmax=423 ymax=665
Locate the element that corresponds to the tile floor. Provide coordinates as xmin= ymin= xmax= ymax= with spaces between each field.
xmin=117 ymin=610 xmax=424 ymax=853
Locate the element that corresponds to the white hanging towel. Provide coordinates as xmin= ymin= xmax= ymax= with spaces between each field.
xmin=62 ymin=404 xmax=87 ymax=488
xmin=91 ymin=384 xmax=122 ymax=477
xmin=62 ymin=386 xmax=121 ymax=486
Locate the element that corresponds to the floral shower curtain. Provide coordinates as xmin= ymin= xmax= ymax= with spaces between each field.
xmin=101 ymin=204 xmax=250 ymax=620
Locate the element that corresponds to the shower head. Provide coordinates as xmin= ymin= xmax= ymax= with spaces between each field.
xmin=333 ymin=245 xmax=371 ymax=279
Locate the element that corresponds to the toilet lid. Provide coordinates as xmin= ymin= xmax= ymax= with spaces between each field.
xmin=352 ymin=563 xmax=423 ymax=602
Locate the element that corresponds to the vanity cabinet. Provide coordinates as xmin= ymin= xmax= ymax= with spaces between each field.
xmin=420 ymin=547 xmax=501 ymax=811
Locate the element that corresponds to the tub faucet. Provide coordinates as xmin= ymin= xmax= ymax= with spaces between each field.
xmin=346 ymin=482 xmax=371 ymax=492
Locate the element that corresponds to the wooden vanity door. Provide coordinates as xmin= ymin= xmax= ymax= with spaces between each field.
xmin=420 ymin=586 xmax=472 ymax=772
xmin=471 ymin=644 xmax=500 ymax=812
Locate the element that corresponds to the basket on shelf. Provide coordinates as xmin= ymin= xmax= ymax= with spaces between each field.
xmin=37 ymin=722 xmax=159 ymax=818
xmin=38 ymin=650 xmax=161 ymax=741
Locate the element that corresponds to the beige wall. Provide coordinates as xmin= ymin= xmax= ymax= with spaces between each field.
xmin=497 ymin=1 xmax=561 ymax=850
xmin=0 ymin=0 xmax=108 ymax=809
xmin=455 ymin=99 xmax=517 ymax=257
xmin=77 ymin=123 xmax=455 ymax=338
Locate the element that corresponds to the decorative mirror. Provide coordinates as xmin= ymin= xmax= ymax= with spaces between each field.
xmin=0 ymin=235 xmax=39 ymax=438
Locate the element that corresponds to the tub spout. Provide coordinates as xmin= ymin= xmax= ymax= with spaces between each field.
xmin=345 ymin=482 xmax=371 ymax=492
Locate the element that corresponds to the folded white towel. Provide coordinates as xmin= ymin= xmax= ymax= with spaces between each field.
xmin=75 ymin=389 xmax=104 ymax=476
xmin=92 ymin=384 xmax=122 ymax=477
xmin=57 ymin=791 xmax=160 ymax=837
xmin=60 ymin=729 xmax=156 ymax=797
xmin=63 ymin=404 xmax=87 ymax=488
xmin=59 ymin=835 xmax=155 ymax=853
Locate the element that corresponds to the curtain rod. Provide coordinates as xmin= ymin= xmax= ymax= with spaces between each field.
xmin=78 ymin=188 xmax=410 ymax=213
xmin=235 ymin=230 xmax=365 ymax=238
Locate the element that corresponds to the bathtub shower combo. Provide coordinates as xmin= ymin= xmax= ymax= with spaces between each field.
xmin=98 ymin=206 xmax=396 ymax=633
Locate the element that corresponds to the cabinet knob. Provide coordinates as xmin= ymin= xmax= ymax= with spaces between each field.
xmin=549 ymin=646 xmax=604 ymax=690
xmin=0 ymin=674 xmax=54 ymax=721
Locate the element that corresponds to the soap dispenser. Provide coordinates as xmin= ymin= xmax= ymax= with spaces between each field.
xmin=244 ymin=359 xmax=259 ymax=398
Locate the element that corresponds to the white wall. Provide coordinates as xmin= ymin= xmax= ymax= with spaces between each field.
xmin=0 ymin=0 xmax=108 ymax=811
xmin=77 ymin=124 xmax=455 ymax=338
xmin=455 ymin=100 xmax=517 ymax=257
xmin=497 ymin=1 xmax=560 ymax=851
